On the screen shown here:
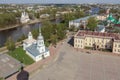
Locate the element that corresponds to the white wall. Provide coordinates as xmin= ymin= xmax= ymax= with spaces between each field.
xmin=69 ymin=21 xmax=82 ymax=28
xmin=44 ymin=51 xmax=50 ymax=58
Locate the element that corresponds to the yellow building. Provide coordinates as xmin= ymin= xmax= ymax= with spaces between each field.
xmin=74 ymin=30 xmax=120 ymax=54
xmin=96 ymin=14 xmax=107 ymax=21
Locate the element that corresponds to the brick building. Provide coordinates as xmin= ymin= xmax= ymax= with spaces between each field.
xmin=74 ymin=30 xmax=120 ymax=54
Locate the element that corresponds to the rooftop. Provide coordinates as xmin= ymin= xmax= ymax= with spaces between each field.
xmin=23 ymin=38 xmax=36 ymax=44
xmin=70 ymin=14 xmax=98 ymax=23
xmin=75 ymin=30 xmax=120 ymax=40
xmin=26 ymin=44 xmax=49 ymax=57
xmin=114 ymin=24 xmax=120 ymax=27
xmin=0 ymin=54 xmax=21 ymax=78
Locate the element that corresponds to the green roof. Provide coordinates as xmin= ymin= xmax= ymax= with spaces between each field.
xmin=107 ymin=14 xmax=115 ymax=22
xmin=116 ymin=19 xmax=120 ymax=24
xmin=106 ymin=14 xmax=120 ymax=24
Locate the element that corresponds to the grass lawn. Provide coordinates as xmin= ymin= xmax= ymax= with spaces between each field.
xmin=8 ymin=47 xmax=34 ymax=66
xmin=0 ymin=78 xmax=4 ymax=80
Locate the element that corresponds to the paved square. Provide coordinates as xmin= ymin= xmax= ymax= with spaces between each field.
xmin=30 ymin=39 xmax=120 ymax=80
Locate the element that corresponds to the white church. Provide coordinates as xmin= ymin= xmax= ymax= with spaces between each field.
xmin=20 ymin=12 xmax=30 ymax=24
xmin=23 ymin=28 xmax=50 ymax=62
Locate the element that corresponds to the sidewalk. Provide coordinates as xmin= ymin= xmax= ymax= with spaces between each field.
xmin=6 ymin=42 xmax=62 ymax=80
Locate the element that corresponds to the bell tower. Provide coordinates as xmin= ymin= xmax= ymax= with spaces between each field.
xmin=28 ymin=32 xmax=33 ymax=40
xmin=37 ymin=27 xmax=45 ymax=53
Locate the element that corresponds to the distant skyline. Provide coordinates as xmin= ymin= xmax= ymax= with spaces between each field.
xmin=0 ymin=0 xmax=120 ymax=4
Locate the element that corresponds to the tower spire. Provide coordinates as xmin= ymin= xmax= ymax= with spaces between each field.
xmin=39 ymin=25 xmax=41 ymax=36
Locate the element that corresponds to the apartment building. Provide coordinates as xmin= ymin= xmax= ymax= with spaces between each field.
xmin=74 ymin=30 xmax=120 ymax=54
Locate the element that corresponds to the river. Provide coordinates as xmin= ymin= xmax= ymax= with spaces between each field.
xmin=0 ymin=23 xmax=41 ymax=47
xmin=0 ymin=19 xmax=61 ymax=47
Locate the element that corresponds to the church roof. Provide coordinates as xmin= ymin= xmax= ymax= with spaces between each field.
xmin=106 ymin=14 xmax=117 ymax=23
xmin=37 ymin=33 xmax=44 ymax=40
xmin=23 ymin=32 xmax=36 ymax=44
xmin=116 ymin=19 xmax=120 ymax=24
xmin=70 ymin=14 xmax=98 ymax=23
xmin=23 ymin=39 xmax=36 ymax=44
xmin=107 ymin=14 xmax=115 ymax=21
xmin=37 ymin=27 xmax=44 ymax=40
xmin=26 ymin=44 xmax=49 ymax=57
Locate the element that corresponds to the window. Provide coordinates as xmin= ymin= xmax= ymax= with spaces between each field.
xmin=98 ymin=40 xmax=99 ymax=42
xmin=76 ymin=40 xmax=77 ymax=43
xmin=114 ymin=49 xmax=116 ymax=52
xmin=102 ymin=40 xmax=104 ymax=43
xmin=105 ymin=45 xmax=107 ymax=48
xmin=75 ymin=44 xmax=77 ymax=47
xmin=89 ymin=43 xmax=91 ymax=46
xmin=118 ymin=49 xmax=120 ymax=52
xmin=103 ymin=45 xmax=104 ymax=47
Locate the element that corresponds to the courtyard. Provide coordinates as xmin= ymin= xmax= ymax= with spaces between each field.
xmin=30 ymin=38 xmax=120 ymax=80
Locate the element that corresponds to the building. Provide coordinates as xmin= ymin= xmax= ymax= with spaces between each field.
xmin=96 ymin=14 xmax=107 ymax=21
xmin=0 ymin=54 xmax=21 ymax=79
xmin=106 ymin=14 xmax=120 ymax=24
xmin=20 ymin=12 xmax=30 ymax=24
xmin=74 ymin=30 xmax=120 ymax=54
xmin=40 ymin=14 xmax=50 ymax=19
xmin=23 ymin=29 xmax=50 ymax=62
xmin=96 ymin=25 xmax=105 ymax=33
xmin=69 ymin=15 xmax=97 ymax=28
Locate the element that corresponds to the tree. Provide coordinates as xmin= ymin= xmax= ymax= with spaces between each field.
xmin=34 ymin=12 xmax=40 ymax=19
xmin=87 ymin=17 xmax=98 ymax=31
xmin=17 ymin=34 xmax=26 ymax=42
xmin=50 ymin=35 xmax=57 ymax=45
xmin=56 ymin=23 xmax=66 ymax=40
xmin=5 ymin=37 xmax=15 ymax=51
xmin=69 ymin=25 xmax=75 ymax=31
xmin=40 ymin=21 xmax=67 ymax=46
xmin=0 ymin=13 xmax=17 ymax=28
xmin=32 ymin=29 xmax=39 ymax=39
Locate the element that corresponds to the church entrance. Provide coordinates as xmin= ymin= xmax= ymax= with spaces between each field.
xmin=42 ymin=54 xmax=45 ymax=59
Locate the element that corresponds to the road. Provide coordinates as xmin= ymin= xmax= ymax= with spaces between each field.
xmin=30 ymin=37 xmax=120 ymax=80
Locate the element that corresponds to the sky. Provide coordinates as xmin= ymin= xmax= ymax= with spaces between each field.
xmin=0 ymin=0 xmax=120 ymax=4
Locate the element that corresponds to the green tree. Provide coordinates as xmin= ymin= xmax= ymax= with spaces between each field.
xmin=0 ymin=13 xmax=17 ymax=28
xmin=56 ymin=23 xmax=66 ymax=40
xmin=69 ymin=25 xmax=75 ymax=31
xmin=17 ymin=34 xmax=26 ymax=42
xmin=32 ymin=29 xmax=39 ymax=39
xmin=87 ymin=17 xmax=98 ymax=31
xmin=5 ymin=37 xmax=15 ymax=51
xmin=34 ymin=12 xmax=40 ymax=19
xmin=50 ymin=35 xmax=57 ymax=45
xmin=40 ymin=21 xmax=66 ymax=46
